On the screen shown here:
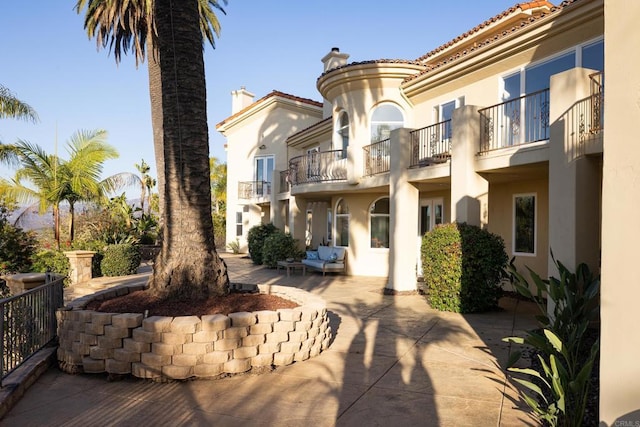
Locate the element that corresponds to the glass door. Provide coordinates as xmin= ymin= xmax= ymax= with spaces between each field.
xmin=254 ymin=155 xmax=274 ymax=196
xmin=417 ymin=198 xmax=444 ymax=276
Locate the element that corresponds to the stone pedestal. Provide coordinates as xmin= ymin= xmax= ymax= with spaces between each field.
xmin=64 ymin=251 xmax=96 ymax=285
xmin=2 ymin=273 xmax=47 ymax=295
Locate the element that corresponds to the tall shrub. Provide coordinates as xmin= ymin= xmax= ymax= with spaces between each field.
xmin=247 ymin=223 xmax=278 ymax=265
xmin=421 ymin=222 xmax=507 ymax=313
xmin=100 ymin=243 xmax=141 ymax=277
xmin=262 ymin=232 xmax=302 ymax=268
xmin=0 ymin=206 xmax=37 ymax=274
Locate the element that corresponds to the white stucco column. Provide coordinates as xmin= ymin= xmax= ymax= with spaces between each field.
xmin=548 ymin=68 xmax=601 ymax=279
xmin=600 ymin=0 xmax=640 ymax=423
xmin=346 ymin=145 xmax=362 ymax=185
xmin=387 ymin=128 xmax=419 ymax=292
xmin=289 ymin=195 xmax=307 ymax=250
xmin=450 ymin=105 xmax=488 ymax=227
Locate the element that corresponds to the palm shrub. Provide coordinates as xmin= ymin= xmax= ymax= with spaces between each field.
xmin=262 ymin=232 xmax=302 ymax=268
xmin=503 ymin=253 xmax=600 ymax=427
xmin=100 ymin=243 xmax=141 ymax=277
xmin=247 ymin=223 xmax=278 ymax=265
xmin=421 ymin=222 xmax=507 ymax=313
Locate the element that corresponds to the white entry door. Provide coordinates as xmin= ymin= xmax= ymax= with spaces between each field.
xmin=417 ymin=198 xmax=444 ymax=276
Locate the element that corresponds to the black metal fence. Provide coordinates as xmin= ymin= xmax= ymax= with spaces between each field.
xmin=410 ymin=120 xmax=452 ymax=168
xmin=1 ymin=275 xmax=64 ymax=386
xmin=238 ymin=181 xmax=272 ymax=199
xmin=479 ymin=88 xmax=550 ymax=154
xmin=289 ymin=150 xmax=347 ymax=185
xmin=363 ymin=138 xmax=390 ymax=176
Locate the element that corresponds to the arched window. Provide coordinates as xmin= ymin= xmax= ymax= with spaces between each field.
xmin=370 ymin=197 xmax=390 ymax=248
xmin=370 ymin=104 xmax=404 ymax=142
xmin=337 ymin=112 xmax=349 ymax=159
xmin=335 ymin=198 xmax=349 ymax=247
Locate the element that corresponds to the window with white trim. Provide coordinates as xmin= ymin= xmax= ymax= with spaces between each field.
xmin=370 ymin=197 xmax=390 ymax=249
xmin=370 ymin=104 xmax=404 ymax=143
xmin=235 ymin=212 xmax=243 ymax=237
xmin=335 ymin=199 xmax=349 ymax=247
xmin=513 ymin=193 xmax=536 ymax=255
xmin=337 ymin=112 xmax=349 ymax=159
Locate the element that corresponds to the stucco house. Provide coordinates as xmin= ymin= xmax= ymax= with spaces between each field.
xmin=218 ymin=1 xmax=640 ymax=421
xmin=217 ymin=0 xmax=603 ymax=292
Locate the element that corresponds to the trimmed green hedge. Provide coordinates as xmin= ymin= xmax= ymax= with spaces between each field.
xmin=421 ymin=222 xmax=507 ymax=313
xmin=101 ymin=244 xmax=141 ymax=277
xmin=247 ymin=223 xmax=278 ymax=265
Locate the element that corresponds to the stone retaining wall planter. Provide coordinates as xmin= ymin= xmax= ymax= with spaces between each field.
xmin=56 ymin=284 xmax=332 ymax=380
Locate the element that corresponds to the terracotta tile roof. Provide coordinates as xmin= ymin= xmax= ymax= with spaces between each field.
xmin=317 ymin=59 xmax=425 ymax=81
xmin=216 ymin=90 xmax=322 ymax=129
xmin=286 ymin=117 xmax=332 ymax=141
xmin=404 ymin=0 xmax=583 ymax=83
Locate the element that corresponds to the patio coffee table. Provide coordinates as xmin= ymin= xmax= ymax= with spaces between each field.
xmin=277 ymin=260 xmax=306 ymax=277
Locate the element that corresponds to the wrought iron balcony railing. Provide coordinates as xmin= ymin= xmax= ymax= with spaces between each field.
xmin=478 ymin=88 xmax=550 ymax=154
xmin=238 ymin=181 xmax=271 ymax=200
xmin=363 ymin=138 xmax=390 ymax=176
xmin=410 ymin=120 xmax=452 ymax=168
xmin=289 ymin=150 xmax=347 ymax=185
xmin=588 ymin=71 xmax=604 ymax=134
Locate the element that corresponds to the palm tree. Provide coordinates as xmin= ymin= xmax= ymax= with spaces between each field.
xmin=209 ymin=156 xmax=226 ymax=214
xmin=76 ymin=0 xmax=229 ymax=299
xmin=0 ymin=84 xmax=38 ymax=123
xmin=0 ymin=84 xmax=38 ymax=159
xmin=134 ymin=158 xmax=156 ymax=214
xmin=0 ymin=130 xmax=139 ymax=247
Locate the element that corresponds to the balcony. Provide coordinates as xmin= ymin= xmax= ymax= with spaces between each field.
xmin=363 ymin=138 xmax=390 ymax=176
xmin=238 ymin=181 xmax=271 ymax=201
xmin=478 ymin=89 xmax=550 ymax=154
xmin=289 ymin=150 xmax=347 ymax=185
xmin=410 ymin=120 xmax=452 ymax=168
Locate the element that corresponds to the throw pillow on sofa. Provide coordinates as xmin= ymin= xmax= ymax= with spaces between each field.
xmin=329 ymin=252 xmax=338 ymax=262
xmin=306 ymin=251 xmax=319 ymax=260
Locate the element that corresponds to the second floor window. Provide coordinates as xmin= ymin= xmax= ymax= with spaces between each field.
xmin=370 ymin=104 xmax=403 ymax=143
xmin=337 ymin=112 xmax=349 ymax=159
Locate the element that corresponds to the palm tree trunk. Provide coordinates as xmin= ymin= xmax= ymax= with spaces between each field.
xmin=53 ymin=205 xmax=60 ymax=250
xmin=68 ymin=202 xmax=75 ymax=243
xmin=149 ymin=0 xmax=229 ymax=300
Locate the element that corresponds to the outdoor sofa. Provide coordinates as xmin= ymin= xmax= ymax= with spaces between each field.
xmin=302 ymin=245 xmax=347 ymax=276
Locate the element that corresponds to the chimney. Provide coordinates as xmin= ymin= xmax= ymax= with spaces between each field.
xmin=231 ymin=86 xmax=255 ymax=114
xmin=321 ymin=47 xmax=350 ymax=73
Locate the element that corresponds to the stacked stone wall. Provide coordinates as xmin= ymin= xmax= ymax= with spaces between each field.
xmin=57 ymin=284 xmax=332 ymax=380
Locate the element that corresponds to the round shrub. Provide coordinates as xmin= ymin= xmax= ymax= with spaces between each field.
xmin=100 ymin=244 xmax=141 ymax=277
xmin=262 ymin=232 xmax=302 ymax=268
xmin=421 ymin=222 xmax=507 ymax=313
xmin=32 ymin=250 xmax=71 ymax=285
xmin=247 ymin=223 xmax=278 ymax=265
xmin=0 ymin=209 xmax=37 ymax=275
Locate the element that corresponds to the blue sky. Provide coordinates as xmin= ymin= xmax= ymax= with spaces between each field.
xmin=1 ymin=0 xmax=519 ymax=196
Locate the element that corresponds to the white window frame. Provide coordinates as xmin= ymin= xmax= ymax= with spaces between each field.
xmin=370 ymin=103 xmax=404 ymax=143
xmin=513 ymin=193 xmax=537 ymax=257
xmin=336 ymin=112 xmax=349 ymax=159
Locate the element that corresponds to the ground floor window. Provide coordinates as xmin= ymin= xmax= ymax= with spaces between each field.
xmin=235 ymin=211 xmax=243 ymax=237
xmin=327 ymin=209 xmax=332 ymax=241
xmin=335 ymin=199 xmax=349 ymax=247
xmin=513 ymin=193 xmax=536 ymax=255
xmin=370 ymin=197 xmax=390 ymax=248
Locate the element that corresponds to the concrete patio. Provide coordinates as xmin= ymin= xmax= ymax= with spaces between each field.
xmin=1 ymin=254 xmax=540 ymax=426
